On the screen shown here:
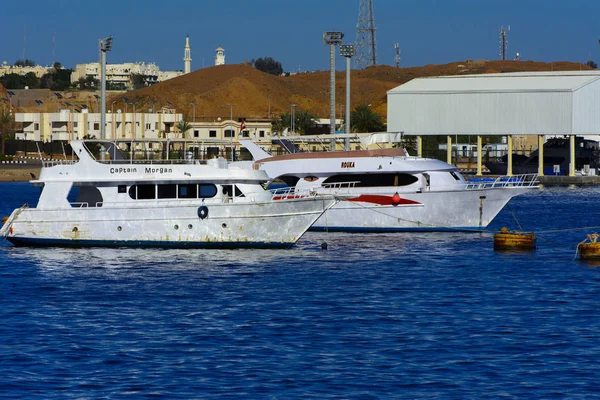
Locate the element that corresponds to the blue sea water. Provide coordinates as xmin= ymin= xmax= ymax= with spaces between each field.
xmin=2 ymin=181 xmax=600 ymax=399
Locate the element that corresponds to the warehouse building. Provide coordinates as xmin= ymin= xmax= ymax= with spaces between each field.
xmin=387 ymin=71 xmax=600 ymax=176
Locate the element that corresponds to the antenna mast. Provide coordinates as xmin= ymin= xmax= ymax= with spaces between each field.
xmin=499 ymin=26 xmax=509 ymax=60
xmin=394 ymin=43 xmax=401 ymax=68
xmin=355 ymin=0 xmax=377 ymax=69
xmin=23 ymin=23 xmax=27 ymax=61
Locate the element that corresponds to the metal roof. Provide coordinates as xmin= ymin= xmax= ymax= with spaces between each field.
xmin=388 ymin=71 xmax=600 ymax=94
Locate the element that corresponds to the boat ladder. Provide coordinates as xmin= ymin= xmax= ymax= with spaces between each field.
xmin=0 ymin=204 xmax=28 ymax=237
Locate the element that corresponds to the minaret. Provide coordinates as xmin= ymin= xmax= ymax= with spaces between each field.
xmin=183 ymin=35 xmax=192 ymax=73
xmin=215 ymin=47 xmax=225 ymax=66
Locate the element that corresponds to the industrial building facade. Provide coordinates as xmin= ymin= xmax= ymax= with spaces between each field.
xmin=387 ymin=71 xmax=600 ymax=176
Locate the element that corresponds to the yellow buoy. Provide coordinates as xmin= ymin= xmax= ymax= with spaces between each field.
xmin=578 ymin=233 xmax=600 ymax=260
xmin=494 ymin=227 xmax=536 ymax=251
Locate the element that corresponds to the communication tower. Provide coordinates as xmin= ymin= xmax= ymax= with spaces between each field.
xmin=355 ymin=0 xmax=377 ymax=69
xmin=394 ymin=43 xmax=401 ymax=68
xmin=499 ymin=26 xmax=510 ymax=60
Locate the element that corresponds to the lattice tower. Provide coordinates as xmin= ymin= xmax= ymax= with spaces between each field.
xmin=499 ymin=26 xmax=509 ymax=60
xmin=355 ymin=0 xmax=377 ymax=69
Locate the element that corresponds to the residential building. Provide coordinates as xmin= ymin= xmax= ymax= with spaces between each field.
xmin=15 ymin=109 xmax=183 ymax=142
xmin=0 ymin=62 xmax=51 ymax=78
xmin=188 ymin=118 xmax=272 ymax=142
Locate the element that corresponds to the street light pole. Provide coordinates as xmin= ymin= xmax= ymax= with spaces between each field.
xmin=190 ymin=103 xmax=196 ymax=123
xmin=227 ymin=103 xmax=235 ymax=161
xmin=99 ymin=36 xmax=112 ymax=139
xmin=290 ymin=104 xmax=297 ymax=135
xmin=110 ymin=101 xmax=116 ymax=140
xmin=340 ymin=44 xmax=355 ymax=150
xmin=7 ymin=91 xmax=15 ymax=116
xmin=324 ymin=31 xmax=344 ymax=150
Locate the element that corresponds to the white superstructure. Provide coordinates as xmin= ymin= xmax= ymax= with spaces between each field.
xmin=0 ymin=139 xmax=336 ymax=248
xmin=239 ymin=135 xmax=538 ymax=232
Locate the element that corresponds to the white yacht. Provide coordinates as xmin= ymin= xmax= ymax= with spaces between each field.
xmin=0 ymin=139 xmax=336 ymax=248
xmin=238 ymin=134 xmax=538 ymax=232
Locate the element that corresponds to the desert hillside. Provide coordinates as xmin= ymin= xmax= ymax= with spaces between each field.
xmin=110 ymin=60 xmax=593 ymax=121
xmin=3 ymin=60 xmax=593 ymax=120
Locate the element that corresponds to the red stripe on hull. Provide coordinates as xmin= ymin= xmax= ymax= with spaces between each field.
xmin=349 ymin=194 xmax=421 ymax=206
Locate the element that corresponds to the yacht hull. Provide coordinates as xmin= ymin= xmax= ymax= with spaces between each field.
xmin=310 ymin=187 xmax=532 ymax=232
xmin=4 ymin=197 xmax=333 ymax=248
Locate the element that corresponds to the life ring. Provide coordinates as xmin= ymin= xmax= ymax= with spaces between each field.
xmin=197 ymin=205 xmax=209 ymax=219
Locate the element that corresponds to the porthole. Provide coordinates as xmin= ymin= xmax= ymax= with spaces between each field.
xmin=117 ymin=226 xmax=122 ymax=231
xmin=174 ymin=224 xmax=179 ymax=230
xmin=188 ymin=224 xmax=193 ymax=229
xmin=72 ymin=227 xmax=78 ymax=232
xmin=222 ymin=223 xmax=227 ymax=228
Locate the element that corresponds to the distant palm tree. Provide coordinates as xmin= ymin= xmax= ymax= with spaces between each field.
xmin=294 ymin=110 xmax=317 ymax=134
xmin=0 ymin=110 xmax=11 ymax=155
xmin=350 ymin=104 xmax=385 ymax=133
xmin=271 ymin=113 xmax=290 ymax=135
xmin=176 ymin=120 xmax=192 ymax=138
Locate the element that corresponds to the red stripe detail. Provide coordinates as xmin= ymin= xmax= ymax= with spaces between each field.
xmin=273 ymin=195 xmax=307 ymax=200
xmin=349 ymin=194 xmax=421 ymax=206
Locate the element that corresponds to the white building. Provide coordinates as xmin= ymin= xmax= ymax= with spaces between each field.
xmin=15 ymin=109 xmax=183 ymax=142
xmin=188 ymin=119 xmax=272 ymax=142
xmin=387 ymin=70 xmax=600 ymax=176
xmin=215 ymin=47 xmax=225 ymax=66
xmin=0 ymin=62 xmax=51 ymax=78
xmin=70 ymin=62 xmax=183 ymax=90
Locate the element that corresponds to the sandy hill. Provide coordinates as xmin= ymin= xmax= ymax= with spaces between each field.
xmin=5 ymin=60 xmax=594 ymax=119
xmin=110 ymin=60 xmax=593 ymax=121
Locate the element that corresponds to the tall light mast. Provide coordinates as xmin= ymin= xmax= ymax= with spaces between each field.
xmin=99 ymin=36 xmax=112 ymax=140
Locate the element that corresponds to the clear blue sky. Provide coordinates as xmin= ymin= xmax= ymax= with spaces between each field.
xmin=2 ymin=0 xmax=599 ymax=72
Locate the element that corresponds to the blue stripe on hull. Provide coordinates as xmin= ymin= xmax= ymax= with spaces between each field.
xmin=6 ymin=237 xmax=296 ymax=249
xmin=309 ymin=226 xmax=487 ymax=233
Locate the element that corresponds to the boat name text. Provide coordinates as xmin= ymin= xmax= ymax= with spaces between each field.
xmin=110 ymin=167 xmax=138 ymax=174
xmin=109 ymin=167 xmax=174 ymax=174
xmin=145 ymin=167 xmax=173 ymax=174
xmin=341 ymin=161 xmax=355 ymax=168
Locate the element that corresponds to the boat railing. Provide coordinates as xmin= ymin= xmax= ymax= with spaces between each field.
xmin=465 ymin=173 xmax=539 ymax=190
xmin=320 ymin=181 xmax=359 ymax=193
xmin=269 ymin=186 xmax=301 ymax=200
xmin=96 ymin=159 xmax=212 ymax=166
xmin=43 ymin=160 xmax=78 ymax=168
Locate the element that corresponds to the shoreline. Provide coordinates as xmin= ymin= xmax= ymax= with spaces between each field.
xmin=0 ymin=166 xmax=41 ymax=182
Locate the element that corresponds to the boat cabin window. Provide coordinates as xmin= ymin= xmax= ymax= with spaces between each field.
xmin=179 ymin=184 xmax=198 ymax=199
xmin=118 ymin=185 xmax=127 ymax=193
xmin=137 ymin=184 xmax=156 ymax=200
xmin=276 ymin=175 xmax=301 ymax=187
xmin=158 ymin=184 xmax=177 ymax=199
xmin=449 ymin=172 xmax=461 ymax=181
xmin=199 ymin=184 xmax=218 ymax=197
xmin=323 ymin=173 xmax=418 ymax=187
xmin=128 ymin=184 xmax=218 ymax=200
xmin=221 ymin=185 xmax=245 ymax=198
xmin=68 ymin=185 xmax=103 ymax=207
